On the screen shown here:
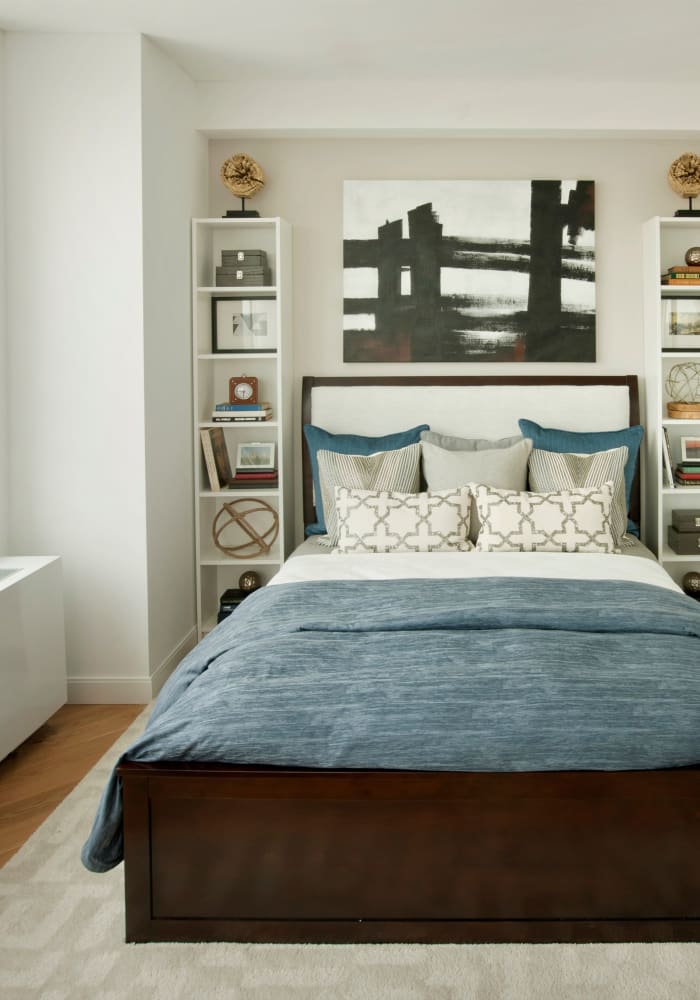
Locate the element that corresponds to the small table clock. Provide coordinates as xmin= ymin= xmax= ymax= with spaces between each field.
xmin=229 ymin=375 xmax=258 ymax=404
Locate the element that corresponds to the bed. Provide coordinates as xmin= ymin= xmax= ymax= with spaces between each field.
xmin=83 ymin=375 xmax=700 ymax=944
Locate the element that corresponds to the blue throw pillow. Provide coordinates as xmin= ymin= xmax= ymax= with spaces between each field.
xmin=518 ymin=418 xmax=644 ymax=536
xmin=303 ymin=423 xmax=430 ymax=535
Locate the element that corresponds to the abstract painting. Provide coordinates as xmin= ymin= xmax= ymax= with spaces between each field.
xmin=343 ymin=180 xmax=595 ymax=363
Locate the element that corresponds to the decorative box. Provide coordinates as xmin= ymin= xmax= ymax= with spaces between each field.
xmin=668 ymin=525 xmax=700 ymax=554
xmin=671 ymin=509 xmax=700 ymax=532
xmin=215 ymin=266 xmax=272 ymax=287
xmin=221 ymin=249 xmax=267 ymax=266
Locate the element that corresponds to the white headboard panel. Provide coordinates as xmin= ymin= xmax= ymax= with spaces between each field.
xmin=308 ymin=384 xmax=630 ymax=440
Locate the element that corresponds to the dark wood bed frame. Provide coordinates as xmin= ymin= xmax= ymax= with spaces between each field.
xmin=118 ymin=374 xmax=700 ymax=944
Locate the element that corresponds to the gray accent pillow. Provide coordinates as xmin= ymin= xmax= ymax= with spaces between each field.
xmin=317 ymin=443 xmax=421 ymax=546
xmin=528 ymin=446 xmax=629 ymax=548
xmin=421 ymin=437 xmax=532 ymax=540
xmin=421 ymin=430 xmax=523 ymax=451
xmin=473 ymin=482 xmax=618 ymax=553
xmin=335 ymin=486 xmax=473 ymax=553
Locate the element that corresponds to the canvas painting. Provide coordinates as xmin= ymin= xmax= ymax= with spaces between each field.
xmin=343 ymin=180 xmax=595 ymax=363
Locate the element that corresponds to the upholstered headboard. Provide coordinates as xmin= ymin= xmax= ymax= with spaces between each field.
xmin=301 ymin=374 xmax=641 ymax=529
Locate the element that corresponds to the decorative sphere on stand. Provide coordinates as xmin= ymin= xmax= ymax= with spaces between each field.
xmin=682 ymin=571 xmax=700 ymax=599
xmin=685 ymin=246 xmax=700 ymax=266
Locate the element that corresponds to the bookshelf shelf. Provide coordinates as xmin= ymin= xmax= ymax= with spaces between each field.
xmin=192 ymin=217 xmax=293 ymax=640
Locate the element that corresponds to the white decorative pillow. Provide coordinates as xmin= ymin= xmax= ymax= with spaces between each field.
xmin=527 ymin=446 xmax=629 ymax=548
xmin=421 ymin=437 xmax=532 ymax=541
xmin=472 ymin=482 xmax=618 ymax=553
xmin=317 ymin=443 xmax=421 ymax=546
xmin=335 ymin=486 xmax=473 ymax=553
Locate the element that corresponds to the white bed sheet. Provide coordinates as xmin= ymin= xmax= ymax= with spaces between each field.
xmin=273 ymin=539 xmax=679 ymax=593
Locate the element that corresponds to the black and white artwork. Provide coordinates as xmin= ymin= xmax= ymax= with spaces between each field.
xmin=343 ymin=180 xmax=595 ymax=363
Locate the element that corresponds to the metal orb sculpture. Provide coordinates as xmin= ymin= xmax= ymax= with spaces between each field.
xmin=668 ymin=152 xmax=700 ymax=216
xmin=682 ymin=571 xmax=700 ymax=600
xmin=665 ymin=361 xmax=700 ymax=403
xmin=212 ymin=498 xmax=278 ymax=559
xmin=686 ymin=246 xmax=700 ymax=266
xmin=220 ymin=153 xmax=265 ymax=217
xmin=239 ymin=570 xmax=262 ymax=592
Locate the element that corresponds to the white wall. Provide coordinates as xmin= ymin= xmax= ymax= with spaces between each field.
xmin=0 ymin=31 xmax=8 ymax=553
xmin=141 ymin=37 xmax=207 ymax=694
xmin=207 ymin=135 xmax=699 ymax=542
xmin=4 ymin=33 xmax=204 ymax=702
xmin=5 ymin=34 xmax=149 ymax=698
xmin=208 ymin=136 xmax=692 ymax=384
xmin=198 ymin=79 xmax=700 ymax=135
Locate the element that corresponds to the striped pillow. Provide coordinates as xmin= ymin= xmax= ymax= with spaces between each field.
xmin=317 ymin=443 xmax=421 ymax=546
xmin=528 ymin=446 xmax=628 ymax=548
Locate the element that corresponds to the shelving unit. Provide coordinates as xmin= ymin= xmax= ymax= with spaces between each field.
xmin=192 ymin=218 xmax=293 ymax=638
xmin=643 ymin=216 xmax=700 ymax=586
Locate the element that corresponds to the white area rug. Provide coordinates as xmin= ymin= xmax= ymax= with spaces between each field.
xmin=1 ymin=709 xmax=699 ymax=1000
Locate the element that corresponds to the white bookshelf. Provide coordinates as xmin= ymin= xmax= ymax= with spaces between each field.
xmin=192 ymin=218 xmax=293 ymax=637
xmin=643 ymin=216 xmax=700 ymax=586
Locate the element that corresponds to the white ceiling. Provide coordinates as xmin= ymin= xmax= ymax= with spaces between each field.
xmin=0 ymin=0 xmax=697 ymax=85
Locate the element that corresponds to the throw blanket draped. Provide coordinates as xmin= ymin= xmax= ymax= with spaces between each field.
xmin=82 ymin=577 xmax=700 ymax=872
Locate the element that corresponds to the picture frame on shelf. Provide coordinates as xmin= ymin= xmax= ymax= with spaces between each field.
xmin=680 ymin=436 xmax=700 ymax=462
xmin=662 ymin=296 xmax=700 ymax=349
xmin=212 ymin=296 xmax=277 ymax=353
xmin=236 ymin=441 xmax=277 ymax=471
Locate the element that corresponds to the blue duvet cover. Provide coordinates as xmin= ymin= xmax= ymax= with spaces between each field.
xmin=82 ymin=577 xmax=700 ymax=872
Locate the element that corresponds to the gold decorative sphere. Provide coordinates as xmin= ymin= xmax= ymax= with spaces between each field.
xmin=239 ymin=570 xmax=261 ymax=592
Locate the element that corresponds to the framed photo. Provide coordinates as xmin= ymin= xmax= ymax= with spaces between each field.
xmin=235 ymin=441 xmax=276 ymax=471
xmin=681 ymin=436 xmax=700 ymax=462
xmin=662 ymin=297 xmax=700 ymax=349
xmin=211 ymin=297 xmax=276 ymax=353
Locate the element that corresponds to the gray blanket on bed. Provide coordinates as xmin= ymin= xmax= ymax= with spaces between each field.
xmin=82 ymin=577 xmax=700 ymax=872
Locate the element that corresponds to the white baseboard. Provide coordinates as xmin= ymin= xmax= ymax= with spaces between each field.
xmin=150 ymin=627 xmax=198 ymax=698
xmin=67 ymin=627 xmax=198 ymax=704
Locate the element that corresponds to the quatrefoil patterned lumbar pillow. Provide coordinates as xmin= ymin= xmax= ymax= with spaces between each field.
xmin=335 ymin=486 xmax=472 ymax=553
xmin=472 ymin=482 xmax=618 ymax=553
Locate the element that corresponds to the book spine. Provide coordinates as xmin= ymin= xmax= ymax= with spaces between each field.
xmin=209 ymin=428 xmax=233 ymax=484
xmin=215 ymin=403 xmax=270 ymax=411
xmin=664 ymin=273 xmax=700 ymax=280
xmin=664 ymin=266 xmax=700 ymax=273
xmin=662 ymin=428 xmax=675 ymax=487
xmin=211 ymin=415 xmax=271 ymax=422
xmin=661 ymin=278 xmax=700 ymax=285
xmin=199 ymin=429 xmax=220 ymax=492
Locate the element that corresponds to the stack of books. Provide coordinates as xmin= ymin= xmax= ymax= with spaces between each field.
xmin=211 ymin=402 xmax=272 ymax=423
xmin=229 ymin=468 xmax=278 ymax=490
xmin=217 ymin=587 xmax=250 ymax=623
xmin=215 ymin=249 xmax=271 ymax=287
xmin=661 ymin=265 xmax=700 ymax=285
xmin=674 ymin=461 xmax=700 ymax=487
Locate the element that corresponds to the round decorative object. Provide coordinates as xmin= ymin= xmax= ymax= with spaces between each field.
xmin=665 ymin=361 xmax=700 ymax=403
xmin=239 ymin=570 xmax=261 ymax=592
xmin=220 ymin=153 xmax=265 ymax=200
xmin=668 ymin=152 xmax=700 ymax=199
xmin=212 ymin=498 xmax=279 ymax=559
xmin=685 ymin=246 xmax=700 ymax=266
xmin=682 ymin=571 xmax=700 ymax=600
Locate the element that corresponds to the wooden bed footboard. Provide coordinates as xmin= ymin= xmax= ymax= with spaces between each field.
xmin=118 ymin=761 xmax=700 ymax=943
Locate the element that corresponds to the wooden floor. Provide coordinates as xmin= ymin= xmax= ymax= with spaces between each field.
xmin=0 ymin=704 xmax=145 ymax=867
